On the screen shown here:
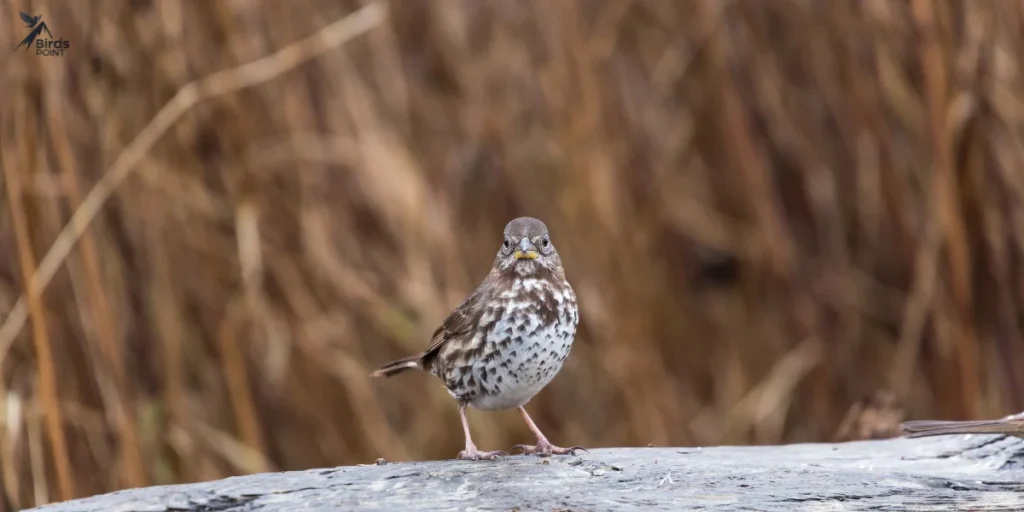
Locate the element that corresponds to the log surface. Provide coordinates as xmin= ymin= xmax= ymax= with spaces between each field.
xmin=26 ymin=435 xmax=1024 ymax=511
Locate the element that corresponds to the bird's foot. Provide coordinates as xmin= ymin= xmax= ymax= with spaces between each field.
xmin=512 ymin=439 xmax=587 ymax=457
xmin=457 ymin=447 xmax=507 ymax=461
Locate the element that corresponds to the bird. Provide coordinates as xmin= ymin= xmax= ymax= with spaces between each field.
xmin=19 ymin=12 xmax=41 ymax=28
xmin=372 ymin=216 xmax=583 ymax=461
xmin=900 ymin=412 xmax=1024 ymax=439
xmin=14 ymin=12 xmax=52 ymax=52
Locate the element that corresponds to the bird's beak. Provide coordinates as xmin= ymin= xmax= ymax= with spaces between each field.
xmin=513 ymin=237 xmax=538 ymax=260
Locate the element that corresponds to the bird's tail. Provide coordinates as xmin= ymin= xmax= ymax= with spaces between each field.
xmin=900 ymin=419 xmax=1018 ymax=438
xmin=370 ymin=354 xmax=424 ymax=378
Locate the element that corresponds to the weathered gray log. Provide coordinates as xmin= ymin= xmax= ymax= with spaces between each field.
xmin=26 ymin=435 xmax=1024 ymax=511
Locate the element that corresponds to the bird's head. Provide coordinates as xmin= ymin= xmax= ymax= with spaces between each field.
xmin=493 ymin=217 xmax=562 ymax=277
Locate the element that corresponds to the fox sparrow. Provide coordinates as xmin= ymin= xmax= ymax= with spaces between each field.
xmin=901 ymin=412 xmax=1024 ymax=439
xmin=372 ymin=217 xmax=582 ymax=460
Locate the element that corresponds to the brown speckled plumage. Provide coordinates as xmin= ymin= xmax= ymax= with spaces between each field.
xmin=372 ymin=217 xmax=583 ymax=460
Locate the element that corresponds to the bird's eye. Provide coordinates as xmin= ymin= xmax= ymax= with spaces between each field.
xmin=542 ymin=237 xmax=550 ymax=248
xmin=502 ymin=239 xmax=511 ymax=249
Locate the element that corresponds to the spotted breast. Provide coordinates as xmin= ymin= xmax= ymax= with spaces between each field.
xmin=436 ymin=272 xmax=579 ymax=411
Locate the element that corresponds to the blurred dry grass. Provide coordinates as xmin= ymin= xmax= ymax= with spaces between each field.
xmin=2 ymin=0 xmax=1024 ymax=508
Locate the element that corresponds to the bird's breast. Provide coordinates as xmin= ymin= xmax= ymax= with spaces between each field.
xmin=446 ymin=277 xmax=578 ymax=410
xmin=444 ymin=278 xmax=581 ymax=409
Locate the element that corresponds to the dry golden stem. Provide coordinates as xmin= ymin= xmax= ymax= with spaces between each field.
xmin=218 ymin=298 xmax=267 ymax=473
xmin=0 ymin=1 xmax=387 ymax=366
xmin=41 ymin=56 xmax=147 ymax=490
xmin=911 ymin=0 xmax=980 ymax=418
xmin=696 ymin=0 xmax=796 ymax=279
xmin=0 ymin=390 xmax=23 ymax=509
xmin=2 ymin=112 xmax=75 ymax=502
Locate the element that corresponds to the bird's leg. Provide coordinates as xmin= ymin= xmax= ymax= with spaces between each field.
xmin=456 ymin=404 xmax=506 ymax=461
xmin=512 ymin=406 xmax=586 ymax=456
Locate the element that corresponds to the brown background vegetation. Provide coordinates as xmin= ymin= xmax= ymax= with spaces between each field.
xmin=2 ymin=0 xmax=1024 ymax=509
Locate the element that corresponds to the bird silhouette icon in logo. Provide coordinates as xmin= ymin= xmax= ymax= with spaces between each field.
xmin=14 ymin=12 xmax=53 ymax=52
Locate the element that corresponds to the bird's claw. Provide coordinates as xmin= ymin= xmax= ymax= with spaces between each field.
xmin=512 ymin=442 xmax=587 ymax=457
xmin=457 ymin=448 xmax=507 ymax=461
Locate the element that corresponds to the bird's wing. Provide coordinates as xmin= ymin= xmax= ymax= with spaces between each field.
xmin=14 ymin=28 xmax=39 ymax=51
xmin=421 ymin=275 xmax=495 ymax=358
xmin=423 ymin=294 xmax=480 ymax=356
xmin=19 ymin=12 xmax=35 ymax=24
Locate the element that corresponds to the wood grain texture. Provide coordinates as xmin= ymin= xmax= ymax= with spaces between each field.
xmin=25 ymin=436 xmax=1024 ymax=511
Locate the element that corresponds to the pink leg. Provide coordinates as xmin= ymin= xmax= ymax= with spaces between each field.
xmin=512 ymin=406 xmax=586 ymax=456
xmin=456 ymin=404 xmax=506 ymax=461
